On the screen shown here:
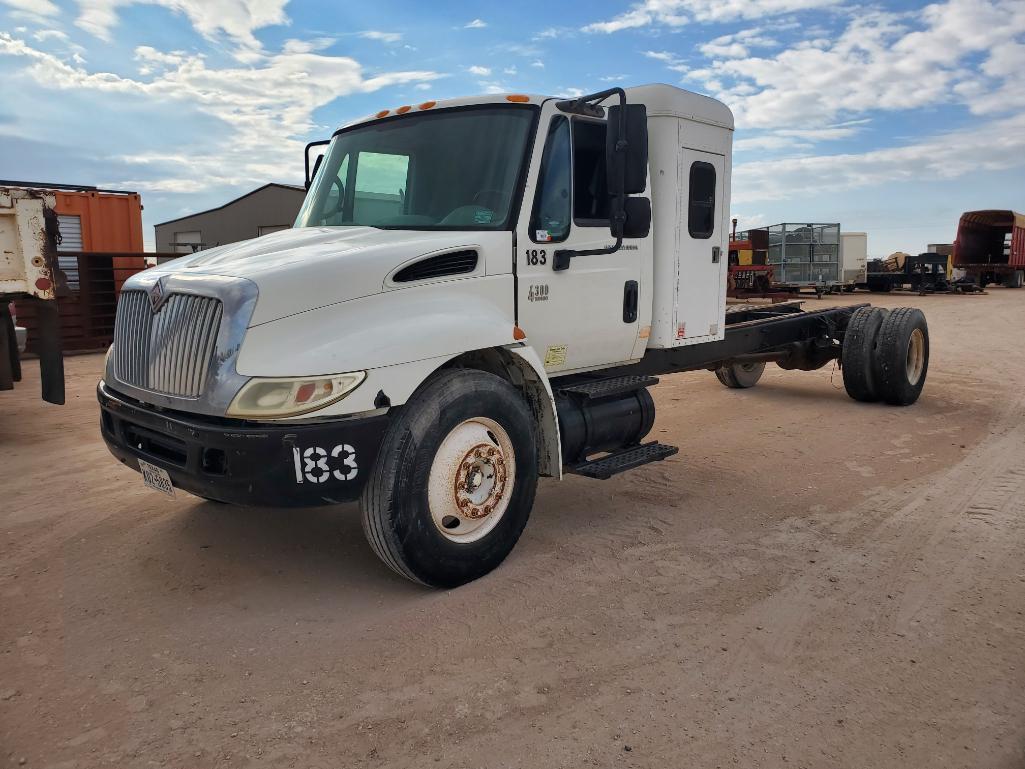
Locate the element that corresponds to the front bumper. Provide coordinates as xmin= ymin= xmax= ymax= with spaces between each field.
xmin=98 ymin=380 xmax=389 ymax=506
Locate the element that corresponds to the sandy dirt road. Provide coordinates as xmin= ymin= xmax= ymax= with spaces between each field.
xmin=2 ymin=289 xmax=1024 ymax=769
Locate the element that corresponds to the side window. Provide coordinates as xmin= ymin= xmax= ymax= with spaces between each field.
xmin=353 ymin=152 xmax=410 ymax=221
xmin=572 ymin=120 xmax=610 ymax=225
xmin=530 ymin=117 xmax=571 ymax=243
xmin=688 ymin=161 xmax=716 ymax=239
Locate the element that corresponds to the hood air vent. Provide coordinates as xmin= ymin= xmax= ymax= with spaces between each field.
xmin=393 ymin=250 xmax=478 ymax=283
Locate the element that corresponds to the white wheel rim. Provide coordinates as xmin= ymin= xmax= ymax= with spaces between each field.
xmin=427 ymin=417 xmax=516 ymax=544
xmin=906 ymin=327 xmax=925 ymax=385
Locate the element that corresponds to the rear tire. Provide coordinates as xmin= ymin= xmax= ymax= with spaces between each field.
xmin=872 ymin=307 xmax=929 ymax=406
xmin=360 ymin=369 xmax=538 ymax=588
xmin=715 ymin=361 xmax=766 ymax=389
xmin=842 ymin=306 xmax=888 ymax=402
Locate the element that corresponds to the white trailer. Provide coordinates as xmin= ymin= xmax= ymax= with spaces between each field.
xmin=98 ymin=85 xmax=930 ymax=586
xmin=841 ymin=231 xmax=868 ymax=287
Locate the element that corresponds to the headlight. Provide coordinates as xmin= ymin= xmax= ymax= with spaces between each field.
xmin=227 ymin=371 xmax=366 ymax=419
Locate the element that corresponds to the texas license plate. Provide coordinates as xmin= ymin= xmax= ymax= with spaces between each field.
xmin=139 ymin=459 xmax=175 ymax=497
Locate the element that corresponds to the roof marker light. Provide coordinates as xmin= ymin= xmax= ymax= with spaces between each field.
xmin=506 ymin=94 xmax=530 ymax=103
xmin=396 ymin=105 xmax=412 ymax=114
xmin=418 ymin=100 xmax=437 ymax=110
xmin=375 ymin=109 xmax=390 ymax=118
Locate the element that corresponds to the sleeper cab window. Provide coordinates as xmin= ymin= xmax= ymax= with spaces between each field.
xmin=530 ymin=116 xmax=571 ymax=243
xmin=688 ymin=161 xmax=716 ymax=239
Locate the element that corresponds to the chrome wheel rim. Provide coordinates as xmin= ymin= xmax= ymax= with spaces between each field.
xmin=906 ymin=327 xmax=925 ymax=385
xmin=427 ymin=417 xmax=516 ymax=544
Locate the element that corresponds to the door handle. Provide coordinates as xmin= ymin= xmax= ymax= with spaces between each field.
xmin=623 ymin=280 xmax=638 ymax=323
xmin=712 ymin=246 xmax=721 ymax=263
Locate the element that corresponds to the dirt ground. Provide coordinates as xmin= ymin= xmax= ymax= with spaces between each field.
xmin=2 ymin=289 xmax=1025 ymax=769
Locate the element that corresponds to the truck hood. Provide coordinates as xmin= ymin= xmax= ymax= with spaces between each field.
xmin=153 ymin=227 xmax=502 ymax=325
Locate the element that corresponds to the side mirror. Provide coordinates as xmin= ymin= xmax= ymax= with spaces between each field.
xmin=304 ymin=139 xmax=330 ymax=190
xmin=619 ymin=197 xmax=651 ymax=239
xmin=606 ymin=104 xmax=648 ymax=195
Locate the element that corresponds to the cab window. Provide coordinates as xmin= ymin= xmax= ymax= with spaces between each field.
xmin=530 ymin=117 xmax=571 ymax=243
xmin=572 ymin=120 xmax=610 ymax=225
xmin=688 ymin=161 xmax=716 ymax=239
xmin=353 ymin=152 xmax=410 ymax=221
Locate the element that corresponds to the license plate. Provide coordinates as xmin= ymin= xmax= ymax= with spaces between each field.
xmin=139 ymin=459 xmax=175 ymax=497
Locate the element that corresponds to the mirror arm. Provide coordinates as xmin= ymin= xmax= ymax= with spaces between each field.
xmin=551 ymin=87 xmax=632 ymax=272
xmin=304 ymin=138 xmax=331 ymax=190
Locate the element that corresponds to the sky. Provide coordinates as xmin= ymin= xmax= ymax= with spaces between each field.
xmin=0 ymin=0 xmax=1023 ymax=255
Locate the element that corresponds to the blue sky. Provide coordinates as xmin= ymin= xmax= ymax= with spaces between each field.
xmin=1 ymin=0 xmax=1023 ymax=254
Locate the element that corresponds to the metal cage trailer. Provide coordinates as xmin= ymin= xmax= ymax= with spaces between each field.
xmin=97 ymin=85 xmax=930 ymax=587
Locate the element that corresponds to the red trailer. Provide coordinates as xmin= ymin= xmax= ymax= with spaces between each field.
xmin=952 ymin=210 xmax=1025 ymax=288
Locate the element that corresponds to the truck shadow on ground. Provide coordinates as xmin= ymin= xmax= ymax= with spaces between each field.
xmin=81 ymin=497 xmax=430 ymax=612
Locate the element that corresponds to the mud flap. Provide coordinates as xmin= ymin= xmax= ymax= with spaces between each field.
xmin=32 ymin=297 xmax=65 ymax=405
xmin=0 ymin=301 xmax=18 ymax=390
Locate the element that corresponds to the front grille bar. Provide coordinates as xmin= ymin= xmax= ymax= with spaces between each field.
xmin=113 ymin=290 xmax=222 ymax=398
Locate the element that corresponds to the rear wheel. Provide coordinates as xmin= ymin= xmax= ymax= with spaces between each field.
xmin=841 ymin=306 xmax=889 ymax=402
xmin=872 ymin=307 xmax=929 ymax=406
xmin=715 ymin=361 xmax=766 ymax=389
xmin=360 ymin=369 xmax=538 ymax=587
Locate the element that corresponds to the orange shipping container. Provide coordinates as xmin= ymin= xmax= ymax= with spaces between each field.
xmin=52 ymin=188 xmax=145 ymax=292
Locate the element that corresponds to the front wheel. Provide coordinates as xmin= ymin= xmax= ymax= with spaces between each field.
xmin=360 ymin=369 xmax=538 ymax=588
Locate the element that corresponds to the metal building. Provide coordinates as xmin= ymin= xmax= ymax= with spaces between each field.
xmin=154 ymin=183 xmax=306 ymax=255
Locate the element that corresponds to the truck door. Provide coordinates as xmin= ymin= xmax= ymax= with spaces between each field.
xmin=516 ymin=112 xmax=649 ymax=374
xmin=676 ymin=146 xmax=727 ymax=344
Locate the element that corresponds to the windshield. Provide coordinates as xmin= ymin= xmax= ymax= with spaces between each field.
xmin=295 ymin=105 xmax=536 ymax=230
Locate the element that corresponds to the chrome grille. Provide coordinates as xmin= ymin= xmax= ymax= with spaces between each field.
xmin=113 ymin=290 xmax=223 ymax=397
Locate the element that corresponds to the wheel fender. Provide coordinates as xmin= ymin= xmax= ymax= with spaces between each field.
xmin=507 ymin=345 xmax=562 ymax=479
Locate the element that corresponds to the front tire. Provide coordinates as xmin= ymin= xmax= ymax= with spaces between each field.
xmin=360 ymin=369 xmax=538 ymax=588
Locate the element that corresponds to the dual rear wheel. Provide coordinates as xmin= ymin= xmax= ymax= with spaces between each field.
xmin=842 ymin=306 xmax=928 ymax=405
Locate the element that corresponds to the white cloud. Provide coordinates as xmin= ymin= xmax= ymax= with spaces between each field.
xmin=359 ymin=30 xmax=402 ymax=43
xmin=583 ymin=0 xmax=837 ymax=33
xmin=734 ymin=112 xmax=1025 ymax=203
xmin=664 ymin=0 xmax=1025 ymax=133
xmin=32 ymin=28 xmax=69 ymax=42
xmin=281 ymin=37 xmax=334 ymax=54
xmin=464 ymin=18 xmax=487 ymax=29
xmin=73 ymin=0 xmax=289 ymax=52
xmin=643 ymin=50 xmax=676 ymax=62
xmin=561 ymin=87 xmax=585 ymax=98
xmin=0 ymin=32 xmax=442 ymax=191
xmin=642 ymin=49 xmax=688 ymax=73
xmin=698 ymin=28 xmax=776 ymax=59
xmin=530 ymin=59 xmax=544 ymax=68
xmin=503 ymin=66 xmax=517 ymax=75
xmin=0 ymin=0 xmax=59 ymax=20
xmin=468 ymin=65 xmax=491 ymax=76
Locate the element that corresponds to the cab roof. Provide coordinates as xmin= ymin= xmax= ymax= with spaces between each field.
xmin=343 ymin=84 xmax=733 ymax=131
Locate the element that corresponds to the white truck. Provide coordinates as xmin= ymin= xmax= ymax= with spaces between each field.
xmin=1 ymin=186 xmax=64 ymax=403
xmin=98 ymin=85 xmax=930 ymax=587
